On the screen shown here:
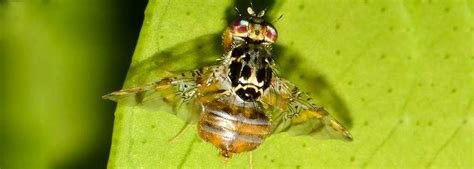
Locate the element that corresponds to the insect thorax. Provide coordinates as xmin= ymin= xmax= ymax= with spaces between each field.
xmin=227 ymin=43 xmax=273 ymax=102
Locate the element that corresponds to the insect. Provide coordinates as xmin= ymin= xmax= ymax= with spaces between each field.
xmin=104 ymin=6 xmax=352 ymax=159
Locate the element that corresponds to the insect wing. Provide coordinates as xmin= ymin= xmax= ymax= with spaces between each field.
xmin=102 ymin=71 xmax=202 ymax=121
xmin=272 ymin=106 xmax=353 ymax=141
xmin=263 ymin=78 xmax=353 ymax=141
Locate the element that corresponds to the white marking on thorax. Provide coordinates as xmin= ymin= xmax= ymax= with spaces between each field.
xmin=238 ymin=71 xmax=264 ymax=87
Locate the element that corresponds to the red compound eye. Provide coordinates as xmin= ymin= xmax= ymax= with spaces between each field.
xmin=230 ymin=19 xmax=249 ymax=35
xmin=265 ymin=25 xmax=278 ymax=42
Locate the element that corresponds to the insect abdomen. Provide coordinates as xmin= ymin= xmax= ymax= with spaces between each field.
xmin=197 ymin=103 xmax=271 ymax=158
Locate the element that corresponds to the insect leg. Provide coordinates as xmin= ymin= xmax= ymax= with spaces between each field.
xmin=168 ymin=96 xmax=207 ymax=143
xmin=168 ymin=123 xmax=193 ymax=144
xmin=249 ymin=151 xmax=254 ymax=169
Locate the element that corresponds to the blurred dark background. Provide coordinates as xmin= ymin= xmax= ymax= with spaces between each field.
xmin=1 ymin=0 xmax=147 ymax=168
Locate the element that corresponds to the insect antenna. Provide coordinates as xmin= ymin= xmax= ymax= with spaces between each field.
xmin=272 ymin=14 xmax=284 ymax=24
xmin=234 ymin=7 xmax=242 ymax=17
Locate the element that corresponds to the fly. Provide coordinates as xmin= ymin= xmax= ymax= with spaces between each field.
xmin=104 ymin=5 xmax=352 ymax=160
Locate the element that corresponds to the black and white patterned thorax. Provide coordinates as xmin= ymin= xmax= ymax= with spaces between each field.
xmin=227 ymin=43 xmax=273 ymax=102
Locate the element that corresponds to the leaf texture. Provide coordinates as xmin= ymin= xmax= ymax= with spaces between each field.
xmin=108 ymin=0 xmax=473 ymax=168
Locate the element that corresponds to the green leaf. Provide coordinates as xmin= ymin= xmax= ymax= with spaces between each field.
xmin=108 ymin=0 xmax=473 ymax=168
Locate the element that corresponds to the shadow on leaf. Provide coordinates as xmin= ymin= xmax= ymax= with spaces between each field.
xmin=274 ymin=44 xmax=354 ymax=129
xmin=126 ymin=33 xmax=222 ymax=85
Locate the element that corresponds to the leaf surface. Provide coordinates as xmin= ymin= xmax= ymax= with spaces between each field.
xmin=108 ymin=0 xmax=473 ymax=168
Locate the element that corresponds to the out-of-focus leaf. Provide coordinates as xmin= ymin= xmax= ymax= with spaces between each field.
xmin=108 ymin=0 xmax=473 ymax=168
xmin=1 ymin=1 xmax=134 ymax=168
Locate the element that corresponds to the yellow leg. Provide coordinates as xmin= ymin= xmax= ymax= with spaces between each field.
xmin=168 ymin=123 xmax=192 ymax=144
xmin=249 ymin=151 xmax=253 ymax=169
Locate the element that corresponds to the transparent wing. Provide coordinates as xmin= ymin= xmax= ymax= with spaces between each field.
xmin=103 ymin=76 xmax=197 ymax=104
xmin=103 ymin=68 xmax=209 ymax=121
xmin=261 ymin=77 xmax=353 ymax=141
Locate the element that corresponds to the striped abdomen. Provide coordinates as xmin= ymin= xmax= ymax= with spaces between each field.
xmin=197 ymin=101 xmax=271 ymax=158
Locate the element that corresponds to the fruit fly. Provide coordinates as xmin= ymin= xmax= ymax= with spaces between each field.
xmin=104 ymin=6 xmax=352 ymax=159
